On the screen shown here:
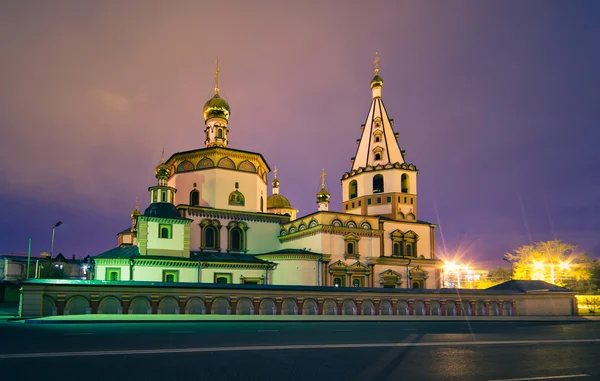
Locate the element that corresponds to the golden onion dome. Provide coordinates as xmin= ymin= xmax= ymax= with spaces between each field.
xmin=316 ymin=187 xmax=331 ymax=203
xmin=370 ymin=74 xmax=383 ymax=89
xmin=267 ymin=194 xmax=292 ymax=209
xmin=203 ymin=93 xmax=231 ymax=121
xmin=155 ymin=162 xmax=170 ymax=179
xmin=131 ymin=207 xmax=140 ymax=218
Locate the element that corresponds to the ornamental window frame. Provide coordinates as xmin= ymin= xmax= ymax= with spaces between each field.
xmin=329 ymin=260 xmax=348 ymax=287
xmin=158 ymin=224 xmax=173 ymax=239
xmin=163 ymin=270 xmax=179 ymax=283
xmin=226 ymin=221 xmax=248 ymax=253
xmin=379 ymin=269 xmax=403 ymax=288
xmin=390 ymin=229 xmax=419 ymax=257
xmin=200 ymin=219 xmax=222 ymax=251
xmin=343 ymin=233 xmax=360 ymax=260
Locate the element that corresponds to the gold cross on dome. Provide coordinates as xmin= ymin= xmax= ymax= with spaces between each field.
xmin=161 ymin=148 xmax=165 ymax=163
xmin=373 ymin=52 xmax=380 ymax=75
xmin=214 ymin=58 xmax=220 ymax=94
xmin=274 ymin=167 xmax=278 ymax=179
xmin=321 ymin=168 xmax=326 ymax=188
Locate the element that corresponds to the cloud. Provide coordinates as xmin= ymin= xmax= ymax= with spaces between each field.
xmin=92 ymin=89 xmax=130 ymax=113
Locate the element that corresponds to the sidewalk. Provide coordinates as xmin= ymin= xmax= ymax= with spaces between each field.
xmin=14 ymin=314 xmax=600 ymax=324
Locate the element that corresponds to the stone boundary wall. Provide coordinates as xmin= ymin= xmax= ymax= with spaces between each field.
xmin=20 ymin=281 xmax=578 ymax=318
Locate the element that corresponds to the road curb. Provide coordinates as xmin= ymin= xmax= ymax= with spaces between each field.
xmin=17 ymin=315 xmax=598 ymax=324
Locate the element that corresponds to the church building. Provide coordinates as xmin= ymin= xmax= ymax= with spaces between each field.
xmin=93 ymin=56 xmax=441 ymax=289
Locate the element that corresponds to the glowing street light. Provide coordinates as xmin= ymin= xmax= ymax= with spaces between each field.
xmin=559 ymin=261 xmax=571 ymax=271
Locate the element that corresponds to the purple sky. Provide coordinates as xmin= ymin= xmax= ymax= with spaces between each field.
xmin=1 ymin=0 xmax=599 ymax=269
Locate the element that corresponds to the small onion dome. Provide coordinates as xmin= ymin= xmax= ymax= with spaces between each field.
xmin=267 ymin=194 xmax=292 ymax=209
xmin=203 ymin=93 xmax=231 ymax=121
xmin=272 ymin=178 xmax=280 ymax=188
xmin=130 ymin=206 xmax=140 ymax=219
xmin=155 ymin=162 xmax=170 ymax=179
xmin=370 ymin=74 xmax=383 ymax=89
xmin=316 ymin=187 xmax=331 ymax=203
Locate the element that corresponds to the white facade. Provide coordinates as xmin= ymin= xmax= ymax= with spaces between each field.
xmin=93 ymin=60 xmax=441 ymax=289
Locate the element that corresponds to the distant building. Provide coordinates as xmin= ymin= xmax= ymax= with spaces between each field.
xmin=91 ymin=56 xmax=441 ymax=289
xmin=0 ymin=253 xmax=39 ymax=281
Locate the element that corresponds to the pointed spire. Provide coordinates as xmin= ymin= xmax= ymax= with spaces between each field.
xmin=214 ymin=57 xmax=220 ymax=95
xmin=371 ymin=52 xmax=383 ymax=97
xmin=272 ymin=166 xmax=280 ymax=194
xmin=316 ymin=168 xmax=331 ymax=210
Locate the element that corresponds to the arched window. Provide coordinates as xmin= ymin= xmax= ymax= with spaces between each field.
xmin=161 ymin=191 xmax=167 ymax=202
xmin=260 ymin=196 xmax=264 ymax=212
xmin=373 ymin=174 xmax=384 ymax=193
xmin=347 ymin=242 xmax=354 ymax=255
xmin=349 ymin=180 xmax=357 ymax=199
xmin=353 ymin=279 xmax=360 ymax=288
xmin=204 ymin=226 xmax=216 ymax=248
xmin=401 ymin=174 xmax=409 ymax=193
xmin=393 ymin=242 xmax=401 ymax=256
xmin=375 ymin=136 xmax=381 ymax=143
xmin=217 ymin=128 xmax=223 ymax=138
xmin=190 ymin=190 xmax=199 ymax=206
xmin=375 ymin=153 xmax=381 ymax=161
xmin=333 ymin=278 xmax=342 ymax=287
xmin=230 ymin=227 xmax=242 ymax=251
xmin=406 ymin=243 xmax=414 ymax=257
xmin=412 ymin=282 xmax=421 ymax=289
xmin=159 ymin=224 xmax=172 ymax=239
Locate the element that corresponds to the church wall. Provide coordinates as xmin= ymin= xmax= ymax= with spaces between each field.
xmin=133 ymin=266 xmax=198 ymax=282
xmin=169 ymin=169 xmax=267 ymax=213
xmin=146 ymin=222 xmax=185 ymax=253
xmin=282 ymin=233 xmax=382 ymax=262
xmin=245 ymin=222 xmax=281 ymax=253
xmin=200 ymin=268 xmax=266 ymax=284
xmin=382 ymin=222 xmax=433 ymax=259
xmin=185 ymin=217 xmax=281 ymax=253
xmin=270 ymin=259 xmax=319 ymax=286
xmin=367 ymin=204 xmax=393 ymax=215
xmin=95 ymin=264 xmax=130 ymax=281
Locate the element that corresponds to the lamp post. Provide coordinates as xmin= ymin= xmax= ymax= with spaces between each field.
xmin=50 ymin=221 xmax=63 ymax=259
xmin=48 ymin=221 xmax=62 ymax=279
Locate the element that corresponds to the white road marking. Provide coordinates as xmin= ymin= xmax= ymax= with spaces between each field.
xmin=167 ymin=331 xmax=194 ymax=334
xmin=489 ymin=374 xmax=589 ymax=381
xmin=1 ymin=338 xmax=599 ymax=359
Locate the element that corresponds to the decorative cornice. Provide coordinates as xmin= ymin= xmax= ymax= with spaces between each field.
xmin=138 ymin=216 xmax=192 ymax=224
xmin=342 ymin=162 xmax=418 ymax=180
xmin=200 ymin=262 xmax=275 ymax=270
xmin=279 ymin=225 xmax=383 ymax=242
xmin=255 ymin=253 xmax=322 ymax=261
xmin=367 ymin=256 xmax=441 ymax=266
xmin=95 ymin=258 xmax=130 ymax=266
xmin=181 ymin=206 xmax=288 ymax=224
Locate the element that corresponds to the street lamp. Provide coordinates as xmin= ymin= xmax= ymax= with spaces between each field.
xmin=48 ymin=221 xmax=62 ymax=279
xmin=50 ymin=221 xmax=63 ymax=259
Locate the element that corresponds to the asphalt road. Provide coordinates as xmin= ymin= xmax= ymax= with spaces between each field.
xmin=1 ymin=320 xmax=599 ymax=381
